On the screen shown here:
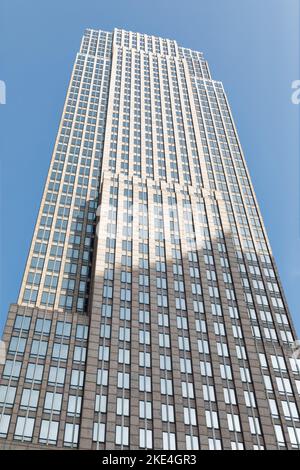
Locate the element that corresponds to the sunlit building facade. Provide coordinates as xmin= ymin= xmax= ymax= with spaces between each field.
xmin=1 ymin=28 xmax=300 ymax=450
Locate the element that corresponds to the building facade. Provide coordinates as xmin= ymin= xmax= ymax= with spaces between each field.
xmin=0 ymin=28 xmax=300 ymax=450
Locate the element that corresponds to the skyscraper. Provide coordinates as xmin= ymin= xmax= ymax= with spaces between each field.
xmin=0 ymin=27 xmax=299 ymax=450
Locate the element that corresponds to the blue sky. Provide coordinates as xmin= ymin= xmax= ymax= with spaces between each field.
xmin=0 ymin=0 xmax=299 ymax=335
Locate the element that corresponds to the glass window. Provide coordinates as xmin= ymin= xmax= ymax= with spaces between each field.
xmin=0 ymin=385 xmax=16 ymax=407
xmin=67 ymin=395 xmax=82 ymax=417
xmin=227 ymin=413 xmax=241 ymax=433
xmin=95 ymin=395 xmax=107 ymax=413
xmin=117 ymin=372 xmax=130 ymax=389
xmin=44 ymin=392 xmax=62 ymax=414
xmin=20 ymin=388 xmax=40 ymax=410
xmin=25 ymin=363 xmax=44 ymax=383
xmin=3 ymin=360 xmax=22 ymax=379
xmin=70 ymin=370 xmax=84 ymax=388
xmin=99 ymin=346 xmax=110 ymax=361
xmin=139 ymin=400 xmax=152 ymax=419
xmin=55 ymin=321 xmax=72 ymax=337
xmin=30 ymin=340 xmax=48 ymax=358
xmin=97 ymin=369 xmax=108 ymax=386
xmin=64 ymin=423 xmax=79 ymax=447
xmin=75 ymin=324 xmax=88 ymax=340
xmin=186 ymin=435 xmax=199 ymax=450
xmin=0 ymin=414 xmax=11 ymax=437
xmin=14 ymin=416 xmax=35 ymax=441
xmin=35 ymin=318 xmax=52 ymax=335
xmin=39 ymin=420 xmax=59 ymax=444
xmin=8 ymin=336 xmax=26 ymax=355
xmin=162 ymin=432 xmax=176 ymax=450
xmin=52 ymin=343 xmax=69 ymax=361
xmin=48 ymin=366 xmax=66 ymax=386
xmin=287 ymin=427 xmax=300 ymax=447
xmin=117 ymin=397 xmax=130 ymax=416
xmin=184 ymin=407 xmax=197 ymax=426
xmin=205 ymin=410 xmax=219 ymax=429
xmin=93 ymin=422 xmax=105 ymax=442
xmin=73 ymin=346 xmax=86 ymax=363
xmin=274 ymin=425 xmax=285 ymax=446
xmin=139 ymin=429 xmax=152 ymax=449
xmin=115 ymin=425 xmax=129 ymax=446
xmin=161 ymin=404 xmax=174 ymax=422
xmin=14 ymin=315 xmax=31 ymax=331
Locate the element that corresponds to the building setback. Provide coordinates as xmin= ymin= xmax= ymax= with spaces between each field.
xmin=0 ymin=28 xmax=300 ymax=450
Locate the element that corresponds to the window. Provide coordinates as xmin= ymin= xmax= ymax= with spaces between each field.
xmin=282 ymin=401 xmax=299 ymax=420
xmin=271 ymin=355 xmax=287 ymax=371
xmin=70 ymin=370 xmax=84 ymax=388
xmin=208 ymin=438 xmax=222 ymax=450
xmin=139 ymin=375 xmax=151 ymax=392
xmin=20 ymin=389 xmax=39 ymax=410
xmin=14 ymin=416 xmax=35 ymax=441
xmin=120 ymin=307 xmax=131 ymax=320
xmin=100 ymin=324 xmax=111 ymax=339
xmin=227 ymin=414 xmax=241 ymax=432
xmin=231 ymin=442 xmax=244 ymax=450
xmin=52 ymin=343 xmax=69 ymax=361
xmin=224 ymin=388 xmax=237 ymax=405
xmin=67 ymin=396 xmax=82 ymax=417
xmin=268 ymin=398 xmax=279 ymax=417
xmin=139 ymin=351 xmax=151 ymax=368
xmin=203 ymin=385 xmax=215 ymax=402
xmin=205 ymin=410 xmax=219 ymax=429
xmin=161 ymin=404 xmax=174 ymax=422
xmin=3 ymin=360 xmax=22 ymax=379
xmin=97 ymin=369 xmax=108 ymax=386
xmin=182 ymin=382 xmax=194 ymax=398
xmin=274 ymin=425 xmax=285 ymax=446
xmin=186 ymin=435 xmax=199 ymax=450
xmin=287 ymin=427 xmax=300 ymax=447
xmin=117 ymin=398 xmax=130 ymax=416
xmin=116 ymin=425 xmax=129 ymax=446
xmin=139 ymin=330 xmax=150 ymax=345
xmin=184 ymin=408 xmax=197 ymax=426
xmin=276 ymin=377 xmax=292 ymax=395
xmin=30 ymin=340 xmax=48 ymax=358
xmin=139 ymin=429 xmax=152 ymax=449
xmin=244 ymin=390 xmax=256 ymax=408
xmin=44 ymin=392 xmax=62 ymax=414
xmin=35 ymin=318 xmax=51 ymax=335
xmin=0 ymin=414 xmax=10 ymax=437
xmin=76 ymin=324 xmax=89 ymax=340
xmin=0 ymin=385 xmax=16 ymax=407
xmin=248 ymin=416 xmax=261 ymax=435
xmin=139 ymin=401 xmax=152 ymax=419
xmin=99 ymin=345 xmax=110 ymax=361
xmin=160 ymin=378 xmax=173 ymax=396
xmin=8 ymin=336 xmax=26 ymax=355
xmin=39 ymin=420 xmax=59 ymax=444
xmin=14 ymin=315 xmax=31 ymax=331
xmin=73 ymin=346 xmax=86 ymax=363
xmin=95 ymin=394 xmax=107 ymax=413
xmin=64 ymin=423 xmax=79 ymax=447
xmin=200 ymin=361 xmax=212 ymax=377
xmin=180 ymin=358 xmax=192 ymax=374
xmin=198 ymin=339 xmax=209 ymax=354
xmin=25 ymin=363 xmax=44 ymax=383
xmin=162 ymin=432 xmax=176 ymax=450
xmin=48 ymin=366 xmax=66 ymax=386
xmin=117 ymin=372 xmax=130 ymax=389
xmin=118 ymin=348 xmax=130 ymax=364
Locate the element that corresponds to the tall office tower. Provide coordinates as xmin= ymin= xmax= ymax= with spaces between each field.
xmin=0 ymin=28 xmax=300 ymax=451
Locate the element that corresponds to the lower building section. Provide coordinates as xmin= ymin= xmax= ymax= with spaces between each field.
xmin=1 ymin=178 xmax=300 ymax=450
xmin=0 ymin=304 xmax=88 ymax=449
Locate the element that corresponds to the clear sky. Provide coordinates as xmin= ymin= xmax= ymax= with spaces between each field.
xmin=0 ymin=0 xmax=299 ymax=335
